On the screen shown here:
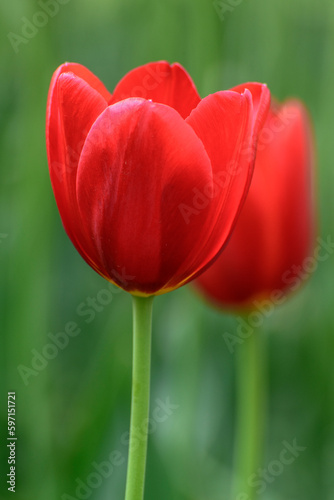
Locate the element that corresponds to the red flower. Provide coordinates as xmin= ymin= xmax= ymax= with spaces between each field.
xmin=194 ymin=99 xmax=315 ymax=309
xmin=46 ymin=61 xmax=270 ymax=296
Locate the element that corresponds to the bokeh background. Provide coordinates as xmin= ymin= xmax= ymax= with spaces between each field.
xmin=1 ymin=0 xmax=334 ymax=498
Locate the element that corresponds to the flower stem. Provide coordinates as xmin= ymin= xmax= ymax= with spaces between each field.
xmin=125 ymin=295 xmax=154 ymax=500
xmin=232 ymin=328 xmax=267 ymax=500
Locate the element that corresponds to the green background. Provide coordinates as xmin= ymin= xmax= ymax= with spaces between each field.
xmin=1 ymin=0 xmax=334 ymax=498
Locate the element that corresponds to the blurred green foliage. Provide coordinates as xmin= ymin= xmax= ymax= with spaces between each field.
xmin=1 ymin=0 xmax=334 ymax=499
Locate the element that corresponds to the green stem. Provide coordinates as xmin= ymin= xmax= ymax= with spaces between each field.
xmin=232 ymin=328 xmax=267 ymax=500
xmin=125 ymin=295 xmax=154 ymax=500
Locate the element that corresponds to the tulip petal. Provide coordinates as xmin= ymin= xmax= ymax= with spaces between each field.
xmin=231 ymin=82 xmax=270 ymax=138
xmin=76 ymin=98 xmax=213 ymax=293
xmin=47 ymin=72 xmax=108 ymax=268
xmin=56 ymin=72 xmax=108 ymax=174
xmin=110 ymin=62 xmax=201 ymax=119
xmin=164 ymin=85 xmax=270 ymax=290
xmin=48 ymin=63 xmax=111 ymax=104
xmin=46 ymin=64 xmax=111 ymax=189
xmin=161 ymin=89 xmax=256 ymax=289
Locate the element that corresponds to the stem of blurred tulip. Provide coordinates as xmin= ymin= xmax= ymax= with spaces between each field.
xmin=125 ymin=295 xmax=154 ymax=500
xmin=232 ymin=327 xmax=267 ymax=500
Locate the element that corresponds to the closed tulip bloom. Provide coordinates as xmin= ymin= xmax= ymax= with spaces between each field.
xmin=194 ymin=99 xmax=315 ymax=309
xmin=46 ymin=61 xmax=270 ymax=296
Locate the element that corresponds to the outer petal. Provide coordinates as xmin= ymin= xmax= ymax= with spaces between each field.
xmin=176 ymin=85 xmax=270 ymax=287
xmin=46 ymin=64 xmax=111 ymax=197
xmin=109 ymin=61 xmax=201 ymax=119
xmin=194 ymin=100 xmax=315 ymax=309
xmin=232 ymin=82 xmax=271 ymax=138
xmin=46 ymin=72 xmax=108 ymax=268
xmin=76 ymin=98 xmax=213 ymax=294
xmin=47 ymin=63 xmax=111 ymax=107
xmin=160 ymin=89 xmax=256 ymax=290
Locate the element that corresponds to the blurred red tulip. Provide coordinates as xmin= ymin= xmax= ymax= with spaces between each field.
xmin=46 ymin=61 xmax=270 ymax=296
xmin=194 ymin=99 xmax=315 ymax=310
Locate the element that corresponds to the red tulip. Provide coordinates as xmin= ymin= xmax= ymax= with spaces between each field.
xmin=194 ymin=99 xmax=315 ymax=309
xmin=46 ymin=61 xmax=270 ymax=296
